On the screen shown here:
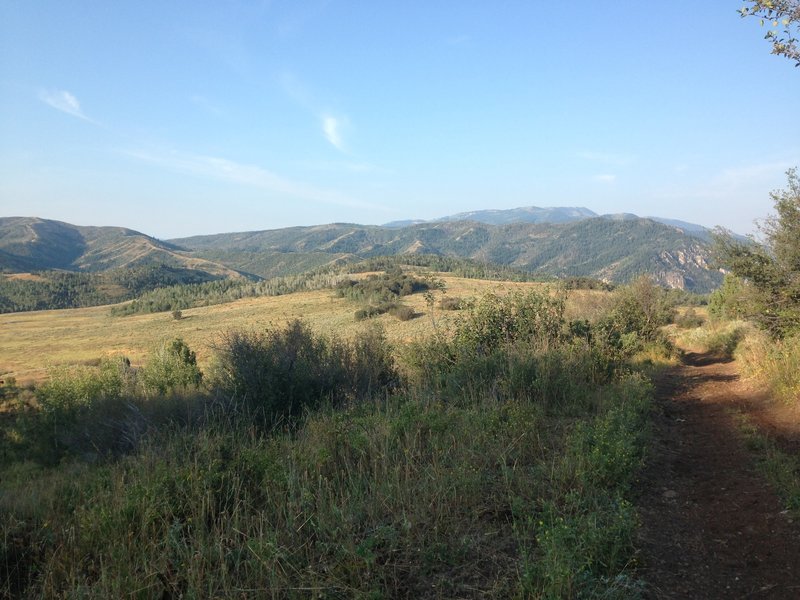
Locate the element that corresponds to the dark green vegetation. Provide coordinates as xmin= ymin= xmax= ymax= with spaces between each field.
xmin=0 ymin=217 xmax=238 ymax=276
xmin=1 ymin=214 xmax=722 ymax=315
xmin=0 ymin=265 xmax=222 ymax=313
xmin=714 ymin=169 xmax=800 ymax=337
xmin=336 ymin=269 xmax=433 ymax=322
xmin=175 ymin=217 xmax=721 ymax=292
xmin=108 ymin=269 xmax=343 ymax=316
xmin=0 ymin=283 xmax=673 ymax=598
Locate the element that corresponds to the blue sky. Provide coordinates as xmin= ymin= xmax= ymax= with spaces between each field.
xmin=1 ymin=1 xmax=798 ymax=239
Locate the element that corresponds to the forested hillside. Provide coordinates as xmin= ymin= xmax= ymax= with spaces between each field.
xmin=0 ymin=217 xmax=240 ymax=277
xmin=176 ymin=217 xmax=721 ymax=291
xmin=0 ymin=266 xmax=223 ymax=313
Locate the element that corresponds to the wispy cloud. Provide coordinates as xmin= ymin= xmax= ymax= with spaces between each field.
xmin=125 ymin=148 xmax=387 ymax=211
xmin=279 ymin=71 xmax=352 ymax=152
xmin=577 ymin=151 xmax=635 ymax=167
xmin=296 ymin=160 xmax=391 ymax=174
xmin=38 ymin=89 xmax=97 ymax=123
xmin=593 ymin=174 xmax=617 ymax=183
xmin=322 ymin=114 xmax=347 ymax=151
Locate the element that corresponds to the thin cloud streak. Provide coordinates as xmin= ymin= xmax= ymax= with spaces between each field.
xmin=124 ymin=149 xmax=388 ymax=211
xmin=593 ymin=174 xmax=617 ymax=183
xmin=38 ymin=89 xmax=97 ymax=123
xmin=278 ymin=71 xmax=352 ymax=151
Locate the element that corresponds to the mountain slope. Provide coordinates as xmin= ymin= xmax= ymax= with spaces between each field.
xmin=383 ymin=205 xmax=717 ymax=237
xmin=1 ymin=215 xmax=723 ymax=292
xmin=174 ymin=217 xmax=722 ymax=291
xmin=0 ymin=217 xmax=242 ymax=277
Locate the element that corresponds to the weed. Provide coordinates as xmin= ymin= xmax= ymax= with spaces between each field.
xmin=735 ymin=413 xmax=800 ymax=515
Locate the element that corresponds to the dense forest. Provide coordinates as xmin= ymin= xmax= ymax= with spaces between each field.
xmin=0 ymin=266 xmax=222 ymax=313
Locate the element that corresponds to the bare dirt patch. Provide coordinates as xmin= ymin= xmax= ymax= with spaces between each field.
xmin=637 ymin=352 xmax=800 ymax=599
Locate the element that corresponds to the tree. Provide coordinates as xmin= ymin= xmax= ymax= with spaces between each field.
xmin=714 ymin=169 xmax=800 ymax=336
xmin=740 ymin=0 xmax=800 ymax=65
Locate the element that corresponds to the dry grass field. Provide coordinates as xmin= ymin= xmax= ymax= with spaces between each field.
xmin=0 ymin=273 xmax=611 ymax=384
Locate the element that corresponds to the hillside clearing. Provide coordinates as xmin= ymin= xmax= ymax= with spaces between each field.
xmin=0 ymin=275 xmax=605 ymax=384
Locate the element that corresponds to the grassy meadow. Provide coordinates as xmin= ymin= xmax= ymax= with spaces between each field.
xmin=1 ymin=272 xmax=661 ymax=598
xmin=0 ymin=274 xmax=609 ymax=384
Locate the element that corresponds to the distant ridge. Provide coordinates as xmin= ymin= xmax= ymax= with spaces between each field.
xmin=383 ymin=205 xmax=717 ymax=238
xmin=384 ymin=206 xmax=598 ymax=228
xmin=0 ymin=217 xmax=242 ymax=277
xmin=173 ymin=217 xmax=723 ymax=292
xmin=1 ymin=213 xmax=724 ymax=292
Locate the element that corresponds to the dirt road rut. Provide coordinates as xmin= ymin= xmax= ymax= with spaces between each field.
xmin=637 ymin=353 xmax=800 ymax=599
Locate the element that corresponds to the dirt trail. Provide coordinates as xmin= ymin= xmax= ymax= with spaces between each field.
xmin=637 ymin=352 xmax=800 ymax=599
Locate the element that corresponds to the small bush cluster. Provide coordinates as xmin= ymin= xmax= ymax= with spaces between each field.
xmin=336 ymin=268 xmax=430 ymax=303
xmin=674 ymin=307 xmax=705 ymax=329
xmin=5 ymin=339 xmax=205 ymax=465
xmin=139 ymin=338 xmax=203 ymax=396
xmin=439 ymin=295 xmax=465 ymax=310
xmin=212 ymin=320 xmax=397 ymax=424
xmin=338 ymin=268 xmax=432 ymax=321
xmin=560 ymin=276 xmax=615 ymax=291
xmin=403 ymin=290 xmax=627 ymax=410
xmin=353 ymin=300 xmax=416 ymax=321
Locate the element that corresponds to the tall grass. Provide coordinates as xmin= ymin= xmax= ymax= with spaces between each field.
xmin=736 ymin=330 xmax=800 ymax=404
xmin=1 ymin=289 xmax=656 ymax=598
xmin=673 ymin=320 xmax=749 ymax=360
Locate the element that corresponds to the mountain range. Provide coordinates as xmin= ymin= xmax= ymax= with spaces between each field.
xmin=383 ymin=205 xmax=713 ymax=237
xmin=0 ymin=207 xmax=726 ymax=292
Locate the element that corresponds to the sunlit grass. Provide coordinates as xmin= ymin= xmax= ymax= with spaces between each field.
xmin=0 ymin=274 xmax=579 ymax=384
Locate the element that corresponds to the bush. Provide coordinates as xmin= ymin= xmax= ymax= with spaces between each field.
xmin=674 ymin=308 xmax=704 ymax=329
xmin=452 ymin=290 xmax=566 ymax=354
xmin=708 ymin=275 xmax=751 ymax=321
xmin=139 ymin=338 xmax=203 ymax=396
xmin=439 ymin=296 xmax=465 ymax=311
xmin=31 ymin=358 xmax=139 ymax=462
xmin=212 ymin=320 xmax=397 ymax=424
xmin=402 ymin=289 xmax=620 ymax=410
xmin=603 ymin=276 xmax=675 ymax=342
xmin=389 ymin=304 xmax=416 ymax=321
xmin=336 ymin=269 xmax=430 ymax=304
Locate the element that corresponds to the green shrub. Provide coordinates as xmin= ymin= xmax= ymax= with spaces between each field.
xmin=403 ymin=290 xmax=621 ymax=411
xmin=31 ymin=358 xmax=139 ymax=462
xmin=336 ymin=268 xmax=431 ymax=304
xmin=212 ymin=320 xmax=397 ymax=424
xmin=139 ymin=338 xmax=203 ymax=396
xmin=602 ymin=276 xmax=675 ymax=343
xmin=708 ymin=275 xmax=751 ymax=321
xmin=674 ymin=308 xmax=704 ymax=329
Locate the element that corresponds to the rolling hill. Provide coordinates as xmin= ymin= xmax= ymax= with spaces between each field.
xmin=174 ymin=217 xmax=722 ymax=292
xmin=383 ymin=205 xmax=716 ymax=237
xmin=0 ymin=217 xmax=242 ymax=277
xmin=0 ymin=213 xmax=724 ymax=294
